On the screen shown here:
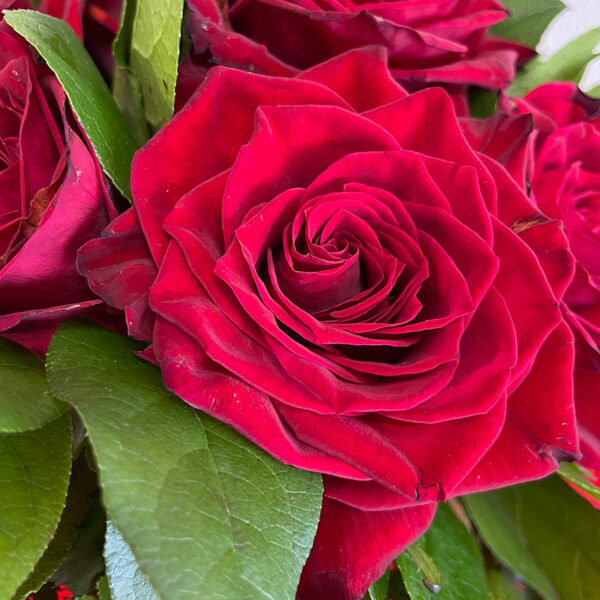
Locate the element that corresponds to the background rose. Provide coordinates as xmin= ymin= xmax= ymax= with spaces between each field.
xmin=186 ymin=0 xmax=533 ymax=94
xmin=0 ymin=25 xmax=119 ymax=354
xmin=462 ymin=82 xmax=600 ymax=504
xmin=78 ymin=49 xmax=578 ymax=599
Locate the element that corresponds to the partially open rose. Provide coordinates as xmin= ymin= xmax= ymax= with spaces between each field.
xmin=0 ymin=26 xmax=118 ymax=354
xmin=186 ymin=0 xmax=533 ymax=93
xmin=79 ymin=49 xmax=578 ymax=599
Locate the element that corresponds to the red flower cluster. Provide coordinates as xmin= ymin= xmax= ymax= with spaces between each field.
xmin=28 ymin=584 xmax=73 ymax=600
xmin=0 ymin=1 xmax=597 ymax=599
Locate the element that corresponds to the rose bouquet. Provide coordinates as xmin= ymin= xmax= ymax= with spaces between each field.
xmin=0 ymin=1 xmax=598 ymax=599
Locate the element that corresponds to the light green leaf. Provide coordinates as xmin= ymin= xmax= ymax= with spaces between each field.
xmin=559 ymin=462 xmax=600 ymax=504
xmin=508 ymin=28 xmax=600 ymax=97
xmin=122 ymin=0 xmax=184 ymax=133
xmin=112 ymin=0 xmax=151 ymax=145
xmin=105 ymin=521 xmax=160 ymax=600
xmin=587 ymin=83 xmax=600 ymax=98
xmin=464 ymin=476 xmax=600 ymax=600
xmin=397 ymin=503 xmax=487 ymax=600
xmin=0 ymin=338 xmax=65 ymax=433
xmin=46 ymin=320 xmax=323 ymax=600
xmin=0 ymin=413 xmax=72 ymax=600
xmin=491 ymin=0 xmax=564 ymax=48
xmin=3 ymin=10 xmax=138 ymax=199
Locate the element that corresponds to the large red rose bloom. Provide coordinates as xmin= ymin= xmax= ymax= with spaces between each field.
xmin=79 ymin=50 xmax=578 ymax=599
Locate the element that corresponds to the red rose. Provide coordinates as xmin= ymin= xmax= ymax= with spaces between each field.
xmin=79 ymin=49 xmax=578 ymax=599
xmin=186 ymin=0 xmax=533 ymax=92
xmin=0 ymin=26 xmax=118 ymax=354
xmin=39 ymin=0 xmax=123 ymax=78
xmin=462 ymin=82 xmax=600 ymax=505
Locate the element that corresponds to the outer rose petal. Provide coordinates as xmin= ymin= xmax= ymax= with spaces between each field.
xmin=186 ymin=0 xmax=297 ymax=77
xmin=575 ymin=339 xmax=600 ymax=474
xmin=455 ymin=322 xmax=579 ymax=494
xmin=296 ymin=498 xmax=436 ymax=600
xmin=460 ymin=111 xmax=534 ymax=189
xmin=77 ymin=207 xmax=157 ymax=341
xmin=298 ymin=47 xmax=407 ymax=112
xmin=0 ymin=299 xmax=105 ymax=355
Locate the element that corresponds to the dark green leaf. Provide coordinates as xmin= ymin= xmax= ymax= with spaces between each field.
xmin=105 ymin=522 xmax=160 ymax=600
xmin=46 ymin=320 xmax=323 ymax=600
xmin=0 ymin=338 xmax=65 ymax=433
xmin=464 ymin=476 xmax=600 ymax=600
xmin=469 ymin=87 xmax=498 ymax=119
xmin=51 ymin=490 xmax=106 ymax=595
xmin=559 ymin=462 xmax=600 ymax=504
xmin=0 ymin=414 xmax=72 ymax=600
xmin=397 ymin=503 xmax=487 ymax=600
xmin=113 ymin=0 xmax=135 ymax=65
xmin=491 ymin=0 xmax=564 ymax=48
xmin=388 ymin=568 xmax=411 ymax=600
xmin=3 ymin=10 xmax=138 ymax=199
xmin=508 ymin=28 xmax=600 ymax=97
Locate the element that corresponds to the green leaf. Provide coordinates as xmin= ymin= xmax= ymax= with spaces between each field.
xmin=559 ymin=462 xmax=600 ymax=504
xmin=51 ymin=489 xmax=107 ymax=595
xmin=464 ymin=476 xmax=600 ymax=600
xmin=0 ymin=413 xmax=72 ymax=600
xmin=3 ymin=10 xmax=138 ymax=199
xmin=469 ymin=87 xmax=498 ymax=119
xmin=112 ymin=0 xmax=151 ymax=145
xmin=486 ymin=570 xmax=527 ymax=600
xmin=508 ymin=28 xmax=600 ymax=97
xmin=397 ymin=503 xmax=487 ymax=600
xmin=0 ymin=338 xmax=65 ymax=433
xmin=491 ymin=0 xmax=564 ymax=48
xmin=10 ymin=451 xmax=97 ymax=600
xmin=364 ymin=568 xmax=390 ymax=600
xmin=115 ymin=0 xmax=184 ymax=133
xmin=587 ymin=83 xmax=600 ymax=98
xmin=97 ymin=576 xmax=112 ymax=600
xmin=46 ymin=320 xmax=323 ymax=600
xmin=105 ymin=521 xmax=160 ymax=600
